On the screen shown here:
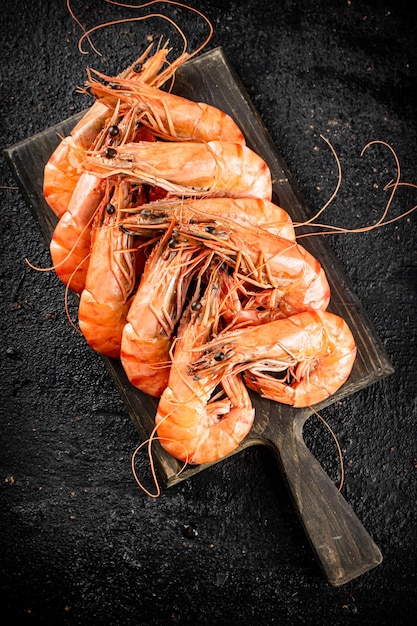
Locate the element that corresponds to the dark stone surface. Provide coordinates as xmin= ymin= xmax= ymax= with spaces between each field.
xmin=1 ymin=1 xmax=416 ymax=624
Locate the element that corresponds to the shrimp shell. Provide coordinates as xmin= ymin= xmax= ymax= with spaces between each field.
xmin=170 ymin=220 xmax=330 ymax=316
xmin=120 ymin=230 xmax=208 ymax=397
xmin=81 ymin=140 xmax=272 ymax=201
xmin=190 ymin=310 xmax=357 ymax=408
xmin=120 ymin=197 xmax=296 ymax=241
xmin=78 ymin=181 xmax=136 ymax=358
xmin=49 ymin=173 xmax=106 ymax=293
xmin=86 ymin=73 xmax=246 ymax=145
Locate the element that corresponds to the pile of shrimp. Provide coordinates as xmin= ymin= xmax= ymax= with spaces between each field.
xmin=42 ymin=41 xmax=357 ymax=467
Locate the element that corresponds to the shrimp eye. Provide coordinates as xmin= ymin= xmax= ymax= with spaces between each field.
xmin=140 ymin=209 xmax=151 ymax=217
xmin=133 ymin=62 xmax=142 ymax=73
xmin=104 ymin=147 xmax=117 ymax=159
xmin=214 ymin=352 xmax=225 ymax=361
xmin=191 ymin=301 xmax=202 ymax=311
xmin=106 ymin=203 xmax=115 ymax=214
xmin=204 ymin=225 xmax=217 ymax=235
xmin=168 ymin=237 xmax=177 ymax=248
xmin=108 ymin=125 xmax=120 ymax=137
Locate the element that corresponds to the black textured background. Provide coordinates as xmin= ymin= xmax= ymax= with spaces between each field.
xmin=1 ymin=1 xmax=416 ymax=624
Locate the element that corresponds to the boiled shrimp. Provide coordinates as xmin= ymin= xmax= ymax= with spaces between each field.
xmin=155 ymin=269 xmax=255 ymax=465
xmin=189 ymin=310 xmax=357 ymax=408
xmin=168 ymin=220 xmax=330 ymax=317
xmin=120 ymin=197 xmax=296 ymax=241
xmin=44 ymin=41 xmax=188 ymax=218
xmin=49 ymin=106 xmax=144 ymax=293
xmin=81 ymin=140 xmax=272 ymax=200
xmin=49 ymin=172 xmax=107 ymax=293
xmin=78 ymin=181 xmax=136 ymax=359
xmin=85 ymin=70 xmax=245 ymax=145
xmin=43 ymin=101 xmax=115 ymax=219
xmin=120 ymin=226 xmax=209 ymax=397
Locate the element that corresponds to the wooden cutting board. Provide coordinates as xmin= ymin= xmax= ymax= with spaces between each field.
xmin=4 ymin=46 xmax=392 ymax=586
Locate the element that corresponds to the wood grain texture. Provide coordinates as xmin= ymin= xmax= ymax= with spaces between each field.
xmin=4 ymin=46 xmax=390 ymax=585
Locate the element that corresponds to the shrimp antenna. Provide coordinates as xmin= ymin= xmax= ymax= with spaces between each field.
xmin=131 ymin=421 xmax=189 ymax=498
xmin=67 ymin=0 xmax=102 ymax=56
xmin=103 ymin=1 xmax=214 ymax=58
xmin=63 ymin=261 xmax=87 ymax=336
xmin=68 ymin=0 xmax=213 ymax=58
xmin=297 ymin=134 xmax=343 ymax=228
xmin=296 ymin=139 xmax=415 ymax=238
xmin=131 ymin=431 xmax=162 ymax=498
xmin=310 ymin=407 xmax=345 ymax=492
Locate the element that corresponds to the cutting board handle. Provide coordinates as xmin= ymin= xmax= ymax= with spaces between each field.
xmin=270 ymin=414 xmax=383 ymax=586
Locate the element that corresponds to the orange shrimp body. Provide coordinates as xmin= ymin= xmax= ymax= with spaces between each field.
xmin=190 ymin=310 xmax=357 ymax=408
xmin=120 ymin=230 xmax=206 ymax=397
xmin=155 ymin=272 xmax=255 ymax=464
xmin=120 ymin=197 xmax=296 ymax=241
xmin=49 ymin=106 xmax=146 ymax=293
xmin=49 ymin=172 xmax=106 ymax=293
xmin=78 ymin=182 xmax=136 ymax=359
xmin=86 ymin=73 xmax=246 ymax=145
xmin=43 ymin=137 xmax=93 ymax=220
xmin=172 ymin=221 xmax=330 ymax=317
xmin=44 ymin=101 xmax=112 ymax=219
xmin=81 ymin=140 xmax=272 ymax=201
